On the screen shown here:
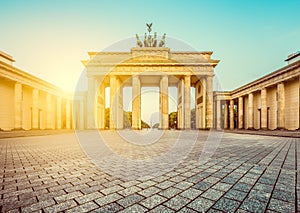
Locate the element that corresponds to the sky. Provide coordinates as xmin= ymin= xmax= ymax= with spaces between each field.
xmin=1 ymin=0 xmax=300 ymax=124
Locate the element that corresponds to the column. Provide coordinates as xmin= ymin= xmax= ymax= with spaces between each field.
xmin=224 ymin=101 xmax=228 ymax=129
xmin=177 ymin=79 xmax=184 ymax=129
xmin=56 ymin=97 xmax=62 ymax=129
xmin=184 ymin=75 xmax=191 ymax=129
xmin=98 ymin=83 xmax=106 ymax=129
xmin=216 ymin=100 xmax=221 ymax=130
xmin=32 ymin=88 xmax=39 ymax=129
xmin=132 ymin=75 xmax=141 ymax=129
xmin=87 ymin=76 xmax=97 ymax=129
xmin=277 ymin=83 xmax=285 ymax=129
xmin=116 ymin=78 xmax=123 ymax=129
xmin=110 ymin=76 xmax=117 ymax=129
xmin=230 ymin=100 xmax=234 ymax=130
xmin=238 ymin=97 xmax=243 ymax=129
xmin=14 ymin=83 xmax=22 ymax=129
xmin=46 ymin=93 xmax=52 ymax=129
xmin=160 ymin=75 xmax=169 ymax=129
xmin=66 ymin=99 xmax=71 ymax=129
xmin=206 ymin=76 xmax=213 ymax=129
xmin=248 ymin=93 xmax=254 ymax=129
xmin=261 ymin=88 xmax=267 ymax=129
xmin=201 ymin=78 xmax=206 ymax=129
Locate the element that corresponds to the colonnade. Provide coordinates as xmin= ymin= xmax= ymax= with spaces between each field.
xmin=85 ymin=74 xmax=214 ymax=130
xmin=215 ymin=76 xmax=300 ymax=131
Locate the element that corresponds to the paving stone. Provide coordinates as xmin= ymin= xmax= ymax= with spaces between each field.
xmin=163 ymin=195 xmax=191 ymax=211
xmin=101 ymin=185 xmax=124 ymax=195
xmin=149 ymin=205 xmax=175 ymax=213
xmin=272 ymin=189 xmax=295 ymax=203
xmin=138 ymin=186 xmax=161 ymax=197
xmin=140 ymin=194 xmax=167 ymax=209
xmin=75 ymin=191 xmax=103 ymax=204
xmin=156 ymin=180 xmax=175 ymax=189
xmin=118 ymin=186 xmax=141 ymax=197
xmin=212 ymin=182 xmax=232 ymax=191
xmin=224 ymin=189 xmax=247 ymax=201
xmin=173 ymin=181 xmax=193 ymax=190
xmin=268 ymin=198 xmax=295 ymax=212
xmin=213 ymin=197 xmax=240 ymax=213
xmin=188 ymin=197 xmax=214 ymax=212
xmin=117 ymin=193 xmax=144 ymax=207
xmin=240 ymin=198 xmax=267 ymax=212
xmin=119 ymin=204 xmax=148 ymax=213
xmin=159 ymin=187 xmax=182 ymax=199
xmin=44 ymin=200 xmax=77 ymax=212
xmin=95 ymin=202 xmax=123 ymax=213
xmin=233 ymin=182 xmax=252 ymax=192
xmin=95 ymin=193 xmax=123 ymax=207
xmin=65 ymin=201 xmax=99 ymax=212
xmin=180 ymin=188 xmax=202 ymax=200
xmin=201 ymin=189 xmax=224 ymax=201
xmin=192 ymin=181 xmax=212 ymax=190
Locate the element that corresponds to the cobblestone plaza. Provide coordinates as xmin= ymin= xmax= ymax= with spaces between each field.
xmin=1 ymin=131 xmax=299 ymax=212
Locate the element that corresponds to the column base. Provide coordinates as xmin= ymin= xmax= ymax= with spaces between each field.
xmin=276 ymin=127 xmax=286 ymax=130
xmin=260 ymin=128 xmax=268 ymax=130
xmin=247 ymin=127 xmax=255 ymax=130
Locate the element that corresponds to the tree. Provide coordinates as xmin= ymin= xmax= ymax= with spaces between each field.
xmin=169 ymin=111 xmax=177 ymax=129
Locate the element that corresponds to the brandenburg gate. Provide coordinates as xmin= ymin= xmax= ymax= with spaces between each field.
xmin=81 ymin=24 xmax=219 ymax=130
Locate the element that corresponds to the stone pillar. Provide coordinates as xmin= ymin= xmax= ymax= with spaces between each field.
xmin=206 ymin=76 xmax=213 ymax=129
xmin=184 ymin=75 xmax=191 ymax=129
xmin=87 ymin=76 xmax=97 ymax=129
xmin=159 ymin=75 xmax=169 ymax=129
xmin=261 ymin=88 xmax=267 ymax=129
xmin=66 ymin=99 xmax=71 ymax=129
xmin=56 ymin=97 xmax=62 ymax=129
xmin=46 ymin=93 xmax=52 ymax=129
xmin=201 ymin=78 xmax=206 ymax=129
xmin=224 ymin=101 xmax=228 ymax=129
xmin=177 ymin=79 xmax=184 ymax=129
xmin=216 ymin=100 xmax=221 ymax=130
xmin=32 ymin=89 xmax=39 ymax=129
xmin=132 ymin=75 xmax=141 ymax=129
xmin=238 ymin=97 xmax=243 ymax=129
xmin=98 ymin=83 xmax=106 ymax=129
xmin=248 ymin=93 xmax=254 ymax=129
xmin=116 ymin=78 xmax=123 ymax=129
xmin=110 ymin=76 xmax=117 ymax=129
xmin=14 ymin=83 xmax=22 ymax=129
xmin=230 ymin=100 xmax=234 ymax=130
xmin=277 ymin=83 xmax=285 ymax=129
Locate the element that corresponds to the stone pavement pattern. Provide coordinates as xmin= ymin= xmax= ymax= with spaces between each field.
xmin=0 ymin=131 xmax=300 ymax=212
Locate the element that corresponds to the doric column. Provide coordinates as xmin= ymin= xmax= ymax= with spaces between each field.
xmin=230 ymin=100 xmax=234 ymax=130
xmin=87 ymin=76 xmax=97 ymax=129
xmin=248 ymin=93 xmax=254 ymax=129
xmin=32 ymin=88 xmax=39 ymax=129
xmin=184 ymin=75 xmax=191 ymax=129
xmin=56 ymin=97 xmax=62 ymax=129
xmin=238 ymin=97 xmax=243 ymax=129
xmin=216 ymin=100 xmax=221 ymax=130
xmin=110 ymin=76 xmax=117 ymax=129
xmin=277 ymin=83 xmax=285 ymax=129
xmin=132 ymin=75 xmax=141 ymax=129
xmin=14 ymin=83 xmax=22 ymax=129
xmin=98 ymin=83 xmax=106 ymax=129
xmin=224 ymin=101 xmax=228 ymax=129
xmin=261 ymin=88 xmax=267 ymax=129
xmin=160 ymin=75 xmax=169 ymax=129
xmin=116 ymin=78 xmax=123 ymax=129
xmin=201 ymin=78 xmax=206 ymax=129
xmin=177 ymin=79 xmax=184 ymax=129
xmin=46 ymin=93 xmax=52 ymax=129
xmin=66 ymin=99 xmax=71 ymax=129
xmin=206 ymin=76 xmax=213 ymax=129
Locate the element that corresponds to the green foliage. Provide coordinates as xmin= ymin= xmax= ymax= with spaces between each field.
xmin=169 ymin=111 xmax=177 ymax=129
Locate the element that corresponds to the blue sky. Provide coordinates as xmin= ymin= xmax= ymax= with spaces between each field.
xmin=1 ymin=0 xmax=299 ymax=123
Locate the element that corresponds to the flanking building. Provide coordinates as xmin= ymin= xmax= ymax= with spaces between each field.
xmin=0 ymin=51 xmax=72 ymax=131
xmin=214 ymin=51 xmax=300 ymax=131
